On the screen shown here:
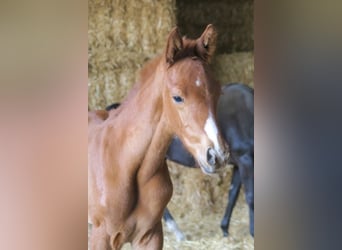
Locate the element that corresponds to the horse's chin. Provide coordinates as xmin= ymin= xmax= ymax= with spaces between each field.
xmin=197 ymin=160 xmax=230 ymax=175
xmin=198 ymin=162 xmax=217 ymax=175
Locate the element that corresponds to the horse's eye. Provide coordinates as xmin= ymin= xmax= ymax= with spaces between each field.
xmin=172 ymin=96 xmax=184 ymax=103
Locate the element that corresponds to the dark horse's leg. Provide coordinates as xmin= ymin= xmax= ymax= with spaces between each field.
xmin=249 ymin=201 xmax=254 ymax=237
xmin=236 ymin=152 xmax=254 ymax=237
xmin=220 ymin=166 xmax=241 ymax=237
xmin=163 ymin=207 xmax=185 ymax=241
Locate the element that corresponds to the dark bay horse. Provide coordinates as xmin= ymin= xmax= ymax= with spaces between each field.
xmin=106 ymin=83 xmax=254 ymax=240
xmin=88 ymin=25 xmax=229 ymax=250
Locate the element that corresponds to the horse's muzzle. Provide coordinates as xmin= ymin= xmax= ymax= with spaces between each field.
xmin=207 ymin=148 xmax=217 ymax=166
xmin=199 ymin=147 xmax=229 ymax=174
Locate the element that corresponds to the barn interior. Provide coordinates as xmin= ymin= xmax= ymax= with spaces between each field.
xmin=88 ymin=0 xmax=254 ymax=249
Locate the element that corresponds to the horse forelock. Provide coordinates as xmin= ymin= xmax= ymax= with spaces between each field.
xmin=171 ymin=38 xmax=202 ymax=65
xmin=137 ymin=38 xmax=206 ymax=82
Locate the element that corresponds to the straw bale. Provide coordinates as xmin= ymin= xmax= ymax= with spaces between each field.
xmin=162 ymin=212 xmax=253 ymax=250
xmin=176 ymin=0 xmax=253 ymax=54
xmin=213 ymin=52 xmax=254 ymax=88
xmin=117 ymin=205 xmax=253 ymax=250
xmin=162 ymin=161 xmax=254 ymax=249
xmin=88 ymin=0 xmax=176 ymax=109
xmin=166 ymin=161 xmax=232 ymax=218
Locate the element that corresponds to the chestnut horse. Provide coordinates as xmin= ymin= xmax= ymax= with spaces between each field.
xmin=88 ymin=25 xmax=229 ymax=250
xmin=107 ymin=83 xmax=254 ymax=240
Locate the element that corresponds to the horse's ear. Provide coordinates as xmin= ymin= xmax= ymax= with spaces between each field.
xmin=165 ymin=27 xmax=183 ymax=65
xmin=196 ymin=24 xmax=217 ymax=63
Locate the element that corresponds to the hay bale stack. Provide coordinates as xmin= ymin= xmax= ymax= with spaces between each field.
xmin=164 ymin=161 xmax=253 ymax=249
xmin=213 ymin=52 xmax=254 ymax=88
xmin=176 ymin=0 xmax=253 ymax=54
xmin=88 ymin=0 xmax=176 ymax=109
xmin=167 ymin=161 xmax=233 ymax=219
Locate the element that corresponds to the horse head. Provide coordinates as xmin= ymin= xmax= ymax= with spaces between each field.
xmin=161 ymin=25 xmax=229 ymax=174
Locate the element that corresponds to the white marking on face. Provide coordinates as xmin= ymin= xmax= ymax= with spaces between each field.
xmin=204 ymin=111 xmax=220 ymax=151
xmin=195 ymin=78 xmax=201 ymax=87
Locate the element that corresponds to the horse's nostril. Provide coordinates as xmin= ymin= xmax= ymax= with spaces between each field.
xmin=206 ymin=148 xmax=216 ymax=166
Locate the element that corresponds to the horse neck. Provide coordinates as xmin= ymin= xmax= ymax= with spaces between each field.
xmin=114 ymin=57 xmax=172 ymax=183
xmin=133 ymin=59 xmax=174 ymax=185
xmin=137 ymin=118 xmax=172 ymax=186
xmin=132 ymin=57 xmax=166 ymax=126
xmin=117 ymin=57 xmax=165 ymax=124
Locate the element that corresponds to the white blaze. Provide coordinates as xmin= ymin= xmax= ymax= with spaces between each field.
xmin=204 ymin=112 xmax=221 ymax=153
xmin=195 ymin=78 xmax=201 ymax=87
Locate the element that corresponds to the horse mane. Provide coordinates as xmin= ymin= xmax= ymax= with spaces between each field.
xmin=137 ymin=55 xmax=162 ymax=84
xmin=172 ymin=38 xmax=203 ymax=63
